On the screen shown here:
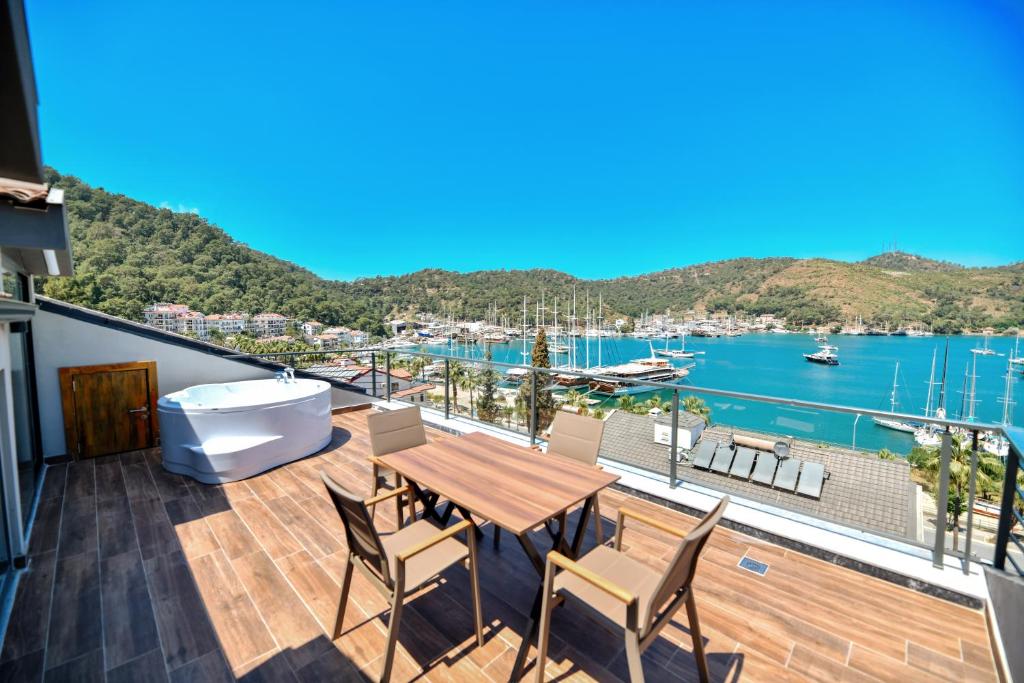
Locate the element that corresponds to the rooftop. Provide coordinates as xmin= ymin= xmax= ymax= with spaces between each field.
xmin=0 ymin=410 xmax=996 ymax=681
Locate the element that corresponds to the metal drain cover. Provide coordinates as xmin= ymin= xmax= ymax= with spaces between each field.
xmin=738 ymin=555 xmax=769 ymax=576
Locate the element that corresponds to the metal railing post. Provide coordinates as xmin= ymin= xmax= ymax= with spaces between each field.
xmin=444 ymin=358 xmax=450 ymax=420
xmin=530 ymin=370 xmax=538 ymax=445
xmin=370 ymin=352 xmax=377 ymax=398
xmin=962 ymin=430 xmax=979 ymax=574
xmin=385 ymin=352 xmax=392 ymax=402
xmin=993 ymin=440 xmax=1020 ymax=571
xmin=669 ymin=390 xmax=679 ymax=488
xmin=932 ymin=428 xmax=952 ymax=568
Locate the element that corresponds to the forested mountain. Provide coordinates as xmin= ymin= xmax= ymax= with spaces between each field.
xmin=37 ymin=170 xmax=1024 ymax=334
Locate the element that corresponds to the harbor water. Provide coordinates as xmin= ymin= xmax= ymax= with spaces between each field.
xmin=414 ymin=333 xmax=1020 ymax=455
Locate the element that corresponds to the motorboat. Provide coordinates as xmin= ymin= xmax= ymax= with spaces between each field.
xmin=804 ymin=344 xmax=839 ymax=366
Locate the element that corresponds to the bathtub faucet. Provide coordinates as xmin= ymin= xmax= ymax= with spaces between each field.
xmin=279 ymin=366 xmax=296 ymax=383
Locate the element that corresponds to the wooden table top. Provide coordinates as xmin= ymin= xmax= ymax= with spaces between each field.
xmin=377 ymin=431 xmax=619 ymax=536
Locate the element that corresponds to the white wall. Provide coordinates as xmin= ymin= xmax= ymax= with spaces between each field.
xmin=32 ymin=307 xmax=368 ymax=457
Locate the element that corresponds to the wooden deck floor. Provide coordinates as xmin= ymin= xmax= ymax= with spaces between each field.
xmin=0 ymin=410 xmax=998 ymax=682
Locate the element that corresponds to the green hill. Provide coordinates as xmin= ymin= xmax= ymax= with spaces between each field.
xmin=38 ymin=170 xmax=1024 ymax=335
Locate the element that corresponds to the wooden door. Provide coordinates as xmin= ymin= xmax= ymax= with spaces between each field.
xmin=59 ymin=361 xmax=159 ymax=459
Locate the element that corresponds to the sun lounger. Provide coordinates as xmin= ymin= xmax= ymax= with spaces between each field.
xmin=692 ymin=440 xmax=718 ymax=469
xmin=796 ymin=461 xmax=827 ymax=498
xmin=751 ymin=451 xmax=778 ymax=485
xmin=729 ymin=446 xmax=756 ymax=479
xmin=773 ymin=457 xmax=802 ymax=491
xmin=710 ymin=442 xmax=735 ymax=474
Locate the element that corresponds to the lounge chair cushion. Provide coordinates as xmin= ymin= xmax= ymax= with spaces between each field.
xmin=692 ymin=440 xmax=718 ymax=469
xmin=773 ymin=457 xmax=802 ymax=491
xmin=729 ymin=446 xmax=756 ymax=479
xmin=751 ymin=451 xmax=779 ymax=485
xmin=381 ymin=519 xmax=469 ymax=588
xmin=796 ymin=461 xmax=827 ymax=499
xmin=554 ymin=545 xmax=661 ymax=629
xmin=709 ymin=443 xmax=735 ymax=474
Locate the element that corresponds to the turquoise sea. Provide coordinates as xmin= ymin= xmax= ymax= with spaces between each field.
xmin=413 ymin=333 xmax=1021 ymax=455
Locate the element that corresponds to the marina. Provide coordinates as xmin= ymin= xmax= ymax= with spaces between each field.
xmin=405 ymin=332 xmax=1021 ymax=455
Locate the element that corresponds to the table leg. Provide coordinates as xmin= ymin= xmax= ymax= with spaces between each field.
xmin=510 ymin=496 xmax=595 ymax=681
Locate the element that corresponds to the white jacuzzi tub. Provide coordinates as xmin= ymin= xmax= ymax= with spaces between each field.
xmin=158 ymin=378 xmax=332 ymax=484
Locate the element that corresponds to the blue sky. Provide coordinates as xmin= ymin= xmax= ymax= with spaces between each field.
xmin=26 ymin=0 xmax=1024 ymax=280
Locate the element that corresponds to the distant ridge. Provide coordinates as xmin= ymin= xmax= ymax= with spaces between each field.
xmin=859 ymin=251 xmax=963 ymax=272
xmin=38 ymin=170 xmax=1024 ymax=334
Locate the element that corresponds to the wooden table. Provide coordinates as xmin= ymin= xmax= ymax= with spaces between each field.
xmin=377 ymin=431 xmax=619 ymax=679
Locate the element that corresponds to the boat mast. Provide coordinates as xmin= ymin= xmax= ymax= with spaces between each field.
xmin=522 ymin=295 xmax=528 ymax=360
xmin=967 ymin=350 xmax=979 ymax=421
xmin=924 ymin=347 xmax=936 ymax=418
xmin=597 ymin=293 xmax=603 ymax=368
xmin=585 ymin=290 xmax=590 ymax=370
xmin=936 ymin=338 xmax=949 ymax=419
xmin=888 ymin=361 xmax=899 ymax=413
xmin=1000 ymin=359 xmax=1014 ymax=426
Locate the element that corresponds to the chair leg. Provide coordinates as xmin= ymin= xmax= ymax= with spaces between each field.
xmin=624 ymin=631 xmax=645 ymax=683
xmin=592 ymin=495 xmax=604 ymax=545
xmin=381 ymin=587 xmax=405 ymax=683
xmin=686 ymin=589 xmax=710 ymax=683
xmin=534 ymin=562 xmax=558 ymax=683
xmin=493 ymin=525 xmax=501 ymax=549
xmin=394 ymin=472 xmax=405 ymax=528
xmin=332 ymin=557 xmax=354 ymax=640
xmin=370 ymin=461 xmax=380 ymax=520
xmin=467 ymin=525 xmax=485 ymax=646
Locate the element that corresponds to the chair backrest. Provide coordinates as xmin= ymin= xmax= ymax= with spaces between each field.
xmin=644 ymin=496 xmax=729 ymax=635
xmin=367 ymin=406 xmax=427 ymax=457
xmin=546 ymin=411 xmax=605 ymax=467
xmin=321 ymin=472 xmax=392 ymax=587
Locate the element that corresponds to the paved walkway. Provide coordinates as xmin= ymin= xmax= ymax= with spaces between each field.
xmin=599 ymin=411 xmax=914 ymax=538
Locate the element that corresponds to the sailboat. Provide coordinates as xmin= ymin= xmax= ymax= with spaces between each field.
xmin=973 ymin=333 xmax=997 ymax=356
xmin=654 ymin=330 xmax=704 ymax=359
xmin=872 ymin=361 xmax=919 ymax=433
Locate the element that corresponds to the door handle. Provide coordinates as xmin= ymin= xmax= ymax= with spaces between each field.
xmin=128 ymin=407 xmax=149 ymax=414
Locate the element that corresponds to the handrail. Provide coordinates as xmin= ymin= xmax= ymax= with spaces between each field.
xmin=994 ymin=426 xmax=1023 ymax=575
xmin=229 ymin=344 xmax=1022 ymax=572
xmin=225 ymin=346 xmax=1005 ymax=435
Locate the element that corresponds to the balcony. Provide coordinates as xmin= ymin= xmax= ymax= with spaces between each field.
xmin=0 ymin=409 xmax=1001 ymax=681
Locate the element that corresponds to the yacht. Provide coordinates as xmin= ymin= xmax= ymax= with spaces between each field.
xmin=804 ymin=344 xmax=839 ymax=366
xmin=653 ymin=334 xmax=703 ymax=359
xmin=973 ymin=334 xmax=997 ymax=356
xmin=588 ymin=360 xmax=690 ymax=396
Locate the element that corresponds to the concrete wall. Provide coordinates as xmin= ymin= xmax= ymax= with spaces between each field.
xmin=32 ymin=306 xmax=367 ymax=457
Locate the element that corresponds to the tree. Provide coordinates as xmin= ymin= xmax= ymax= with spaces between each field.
xmin=683 ymin=395 xmax=712 ymax=424
xmin=409 ymin=356 xmax=428 ymax=382
xmin=616 ymin=395 xmax=638 ymax=413
xmin=517 ymin=328 xmax=556 ymax=432
xmin=475 ymin=346 xmax=501 ymax=423
xmin=907 ymin=436 xmax=1004 ymax=552
xmin=447 ymin=361 xmax=466 ymax=413
xmin=458 ymin=367 xmax=479 ymax=418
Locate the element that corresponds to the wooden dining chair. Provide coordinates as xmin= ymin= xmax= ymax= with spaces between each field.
xmin=534 ymin=496 xmax=730 ymax=683
xmin=321 ymin=472 xmax=484 ymax=683
xmin=367 ymin=406 xmax=427 ymax=523
xmin=545 ymin=411 xmax=607 ymax=543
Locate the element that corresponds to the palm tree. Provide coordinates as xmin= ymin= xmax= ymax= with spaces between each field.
xmin=409 ymin=356 xmax=428 ymax=381
xmin=908 ymin=435 xmax=1004 ymax=551
xmin=447 ymin=361 xmax=466 ymax=413
xmin=683 ymin=395 xmax=712 ymax=424
xmin=458 ymin=367 xmax=479 ymax=418
xmin=617 ymin=395 xmax=638 ymax=413
xmin=501 ymin=405 xmax=515 ymax=429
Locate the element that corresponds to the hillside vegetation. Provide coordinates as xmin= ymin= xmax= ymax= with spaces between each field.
xmin=38 ymin=170 xmax=1024 ymax=334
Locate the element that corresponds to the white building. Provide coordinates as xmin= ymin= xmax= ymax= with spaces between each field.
xmin=143 ymin=303 xmax=191 ymax=333
xmin=175 ymin=311 xmax=208 ymax=339
xmin=206 ymin=312 xmax=249 ymax=335
xmin=251 ymin=312 xmax=289 ymax=337
xmin=302 ymin=320 xmax=324 ymax=336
